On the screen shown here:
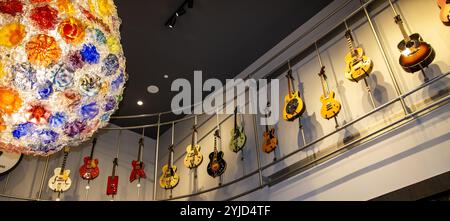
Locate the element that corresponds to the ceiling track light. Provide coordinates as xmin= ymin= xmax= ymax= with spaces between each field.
xmin=165 ymin=0 xmax=194 ymax=29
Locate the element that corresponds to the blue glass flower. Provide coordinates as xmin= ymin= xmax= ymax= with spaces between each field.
xmin=102 ymin=54 xmax=119 ymax=76
xmin=12 ymin=122 xmax=35 ymax=139
xmin=80 ymin=44 xmax=100 ymax=64
xmin=95 ymin=29 xmax=107 ymax=44
xmin=101 ymin=113 xmax=110 ymax=122
xmin=104 ymin=97 xmax=117 ymax=112
xmin=111 ymin=72 xmax=124 ymax=91
xmin=37 ymin=81 xmax=53 ymax=99
xmin=38 ymin=129 xmax=59 ymax=145
xmin=81 ymin=102 xmax=99 ymax=120
xmin=49 ymin=112 xmax=67 ymax=128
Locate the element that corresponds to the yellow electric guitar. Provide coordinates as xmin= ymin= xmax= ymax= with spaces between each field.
xmin=183 ymin=124 xmax=203 ymax=169
xmin=344 ymin=30 xmax=373 ymax=82
xmin=318 ymin=66 xmax=341 ymax=120
xmin=159 ymin=145 xmax=179 ymax=190
xmin=283 ymin=69 xmax=305 ymax=121
xmin=438 ymin=0 xmax=450 ymax=25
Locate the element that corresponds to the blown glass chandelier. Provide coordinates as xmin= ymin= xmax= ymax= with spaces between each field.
xmin=0 ymin=0 xmax=127 ymax=156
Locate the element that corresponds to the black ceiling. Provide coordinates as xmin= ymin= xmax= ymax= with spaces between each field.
xmin=111 ymin=0 xmax=333 ymax=138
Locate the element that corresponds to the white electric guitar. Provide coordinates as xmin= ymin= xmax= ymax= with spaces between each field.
xmin=48 ymin=147 xmax=72 ymax=193
xmin=0 ymin=151 xmax=22 ymax=175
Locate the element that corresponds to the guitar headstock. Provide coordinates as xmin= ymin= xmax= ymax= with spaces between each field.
xmin=286 ymin=68 xmax=293 ymax=80
xmin=394 ymin=15 xmax=403 ymax=24
xmin=138 ymin=138 xmax=144 ymax=146
xmin=214 ymin=129 xmax=220 ymax=139
xmin=318 ymin=66 xmax=326 ymax=79
xmin=113 ymin=157 xmax=118 ymax=166
xmin=63 ymin=146 xmax=71 ymax=153
xmin=169 ymin=144 xmax=174 ymax=152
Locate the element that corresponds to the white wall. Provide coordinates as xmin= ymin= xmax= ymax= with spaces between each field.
xmin=154 ymin=0 xmax=450 ymax=201
xmin=0 ymin=126 xmax=156 ymax=201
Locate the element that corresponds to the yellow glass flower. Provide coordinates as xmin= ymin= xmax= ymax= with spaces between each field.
xmin=0 ymin=23 xmax=26 ymax=48
xmin=25 ymin=34 xmax=61 ymax=67
xmin=107 ymin=37 xmax=120 ymax=54
xmin=56 ymin=0 xmax=75 ymax=14
xmin=0 ymin=87 xmax=22 ymax=115
xmin=98 ymin=0 xmax=114 ymax=17
xmin=0 ymin=62 xmax=6 ymax=80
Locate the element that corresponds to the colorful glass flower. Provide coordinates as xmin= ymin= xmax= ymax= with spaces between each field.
xmin=0 ymin=115 xmax=5 ymax=131
xmin=0 ymin=23 xmax=26 ymax=47
xmin=80 ymin=44 xmax=100 ymax=64
xmin=80 ymin=74 xmax=101 ymax=96
xmin=58 ymin=17 xmax=85 ymax=44
xmin=66 ymin=51 xmax=84 ymax=71
xmin=95 ymin=29 xmax=106 ymax=44
xmin=0 ymin=87 xmax=22 ymax=114
xmin=26 ymin=104 xmax=51 ymax=124
xmin=62 ymin=90 xmax=81 ymax=108
xmin=104 ymin=96 xmax=116 ymax=112
xmin=37 ymin=81 xmax=53 ymax=99
xmin=56 ymin=0 xmax=74 ymax=14
xmin=0 ymin=0 xmax=23 ymax=16
xmin=102 ymin=54 xmax=119 ymax=76
xmin=37 ymin=129 xmax=58 ymax=145
xmin=64 ymin=120 xmax=86 ymax=138
xmin=52 ymin=65 xmax=73 ymax=90
xmin=30 ymin=5 xmax=59 ymax=30
xmin=12 ymin=63 xmax=37 ymax=90
xmin=25 ymin=34 xmax=62 ymax=67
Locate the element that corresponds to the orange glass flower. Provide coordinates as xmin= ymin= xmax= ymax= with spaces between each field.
xmin=0 ymin=114 xmax=5 ymax=132
xmin=0 ymin=23 xmax=26 ymax=47
xmin=30 ymin=0 xmax=52 ymax=3
xmin=0 ymin=87 xmax=22 ymax=115
xmin=56 ymin=0 xmax=75 ymax=14
xmin=25 ymin=34 xmax=61 ymax=67
xmin=58 ymin=17 xmax=85 ymax=44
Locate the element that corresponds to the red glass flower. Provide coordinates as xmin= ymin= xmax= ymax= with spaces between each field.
xmin=27 ymin=104 xmax=51 ymax=124
xmin=58 ymin=17 xmax=85 ymax=44
xmin=30 ymin=5 xmax=59 ymax=30
xmin=0 ymin=0 xmax=23 ymax=16
xmin=30 ymin=0 xmax=52 ymax=3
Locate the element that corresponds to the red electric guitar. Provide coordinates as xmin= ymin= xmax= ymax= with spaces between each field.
xmin=129 ymin=138 xmax=146 ymax=183
xmin=107 ymin=157 xmax=119 ymax=196
xmin=79 ymin=138 xmax=99 ymax=180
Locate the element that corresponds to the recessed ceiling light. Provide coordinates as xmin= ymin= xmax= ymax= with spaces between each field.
xmin=163 ymin=75 xmax=169 ymax=79
xmin=147 ymin=85 xmax=160 ymax=94
xmin=137 ymin=100 xmax=144 ymax=106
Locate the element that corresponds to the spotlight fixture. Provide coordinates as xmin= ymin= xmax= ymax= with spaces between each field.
xmin=165 ymin=0 xmax=194 ymax=29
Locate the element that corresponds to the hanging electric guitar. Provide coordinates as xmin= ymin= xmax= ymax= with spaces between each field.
xmin=344 ymin=30 xmax=373 ymax=82
xmin=183 ymin=124 xmax=203 ymax=169
xmin=318 ymin=66 xmax=341 ymax=120
xmin=159 ymin=145 xmax=180 ymax=190
xmin=262 ymin=106 xmax=278 ymax=154
xmin=129 ymin=138 xmax=146 ymax=183
xmin=106 ymin=157 xmax=119 ymax=196
xmin=48 ymin=147 xmax=72 ymax=193
xmin=207 ymin=130 xmax=226 ymax=178
xmin=0 ymin=151 xmax=22 ymax=175
xmin=79 ymin=138 xmax=99 ymax=180
xmin=394 ymin=15 xmax=435 ymax=73
xmin=438 ymin=0 xmax=450 ymax=25
xmin=229 ymin=107 xmax=246 ymax=153
xmin=283 ymin=69 xmax=305 ymax=121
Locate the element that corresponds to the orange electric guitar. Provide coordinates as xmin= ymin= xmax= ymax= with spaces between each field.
xmin=262 ymin=104 xmax=278 ymax=154
xmin=438 ymin=0 xmax=450 ymax=25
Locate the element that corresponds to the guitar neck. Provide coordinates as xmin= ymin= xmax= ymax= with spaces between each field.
xmin=264 ymin=113 xmax=270 ymax=132
xmin=60 ymin=151 xmax=69 ymax=175
xmin=138 ymin=139 xmax=144 ymax=162
xmin=89 ymin=138 xmax=97 ymax=159
xmin=319 ymin=75 xmax=328 ymax=97
xmin=346 ymin=34 xmax=356 ymax=55
xmin=395 ymin=15 xmax=411 ymax=42
xmin=234 ymin=109 xmax=238 ymax=131
xmin=111 ymin=158 xmax=118 ymax=177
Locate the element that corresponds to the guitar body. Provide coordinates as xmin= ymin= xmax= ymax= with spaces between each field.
xmin=344 ymin=48 xmax=373 ymax=82
xmin=129 ymin=160 xmax=146 ymax=183
xmin=0 ymin=151 xmax=22 ymax=175
xmin=398 ymin=34 xmax=436 ymax=73
xmin=438 ymin=0 xmax=450 ymax=25
xmin=207 ymin=151 xmax=226 ymax=178
xmin=283 ymin=91 xmax=305 ymax=121
xmin=48 ymin=168 xmax=72 ymax=192
xmin=230 ymin=126 xmax=246 ymax=153
xmin=183 ymin=144 xmax=203 ymax=169
xmin=262 ymin=128 xmax=278 ymax=154
xmin=79 ymin=156 xmax=99 ymax=180
xmin=106 ymin=175 xmax=118 ymax=195
xmin=159 ymin=165 xmax=180 ymax=190
xmin=320 ymin=91 xmax=341 ymax=120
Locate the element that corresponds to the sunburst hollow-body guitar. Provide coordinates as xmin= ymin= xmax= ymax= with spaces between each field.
xmin=207 ymin=130 xmax=226 ymax=178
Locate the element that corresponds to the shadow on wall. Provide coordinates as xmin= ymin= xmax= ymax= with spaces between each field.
xmin=267 ymin=107 xmax=450 ymax=201
xmin=424 ymin=64 xmax=450 ymax=103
